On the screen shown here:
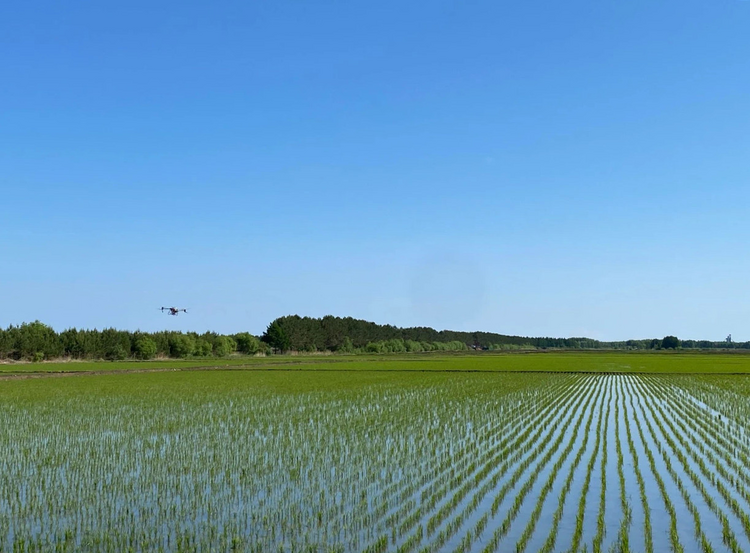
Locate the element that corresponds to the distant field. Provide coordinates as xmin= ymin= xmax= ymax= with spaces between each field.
xmin=5 ymin=350 xmax=750 ymax=375
xmin=0 ymin=356 xmax=331 ymax=374
xmin=3 ymin=369 xmax=750 ymax=551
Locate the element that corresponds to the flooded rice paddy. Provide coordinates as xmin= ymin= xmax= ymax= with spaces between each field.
xmin=2 ymin=370 xmax=750 ymax=552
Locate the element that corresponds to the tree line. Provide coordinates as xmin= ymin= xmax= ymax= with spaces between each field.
xmin=0 ymin=321 xmax=265 ymax=361
xmin=260 ymin=315 xmax=640 ymax=352
xmin=0 ymin=317 xmax=747 ymax=361
xmin=259 ymin=316 xmax=750 ymax=353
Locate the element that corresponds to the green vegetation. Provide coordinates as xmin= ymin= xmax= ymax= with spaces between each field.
xmin=1 ymin=315 xmax=747 ymax=362
xmin=7 ymin=351 xmax=750 ymax=376
xmin=3 ymin=358 xmax=750 ymax=550
xmin=661 ymin=335 xmax=681 ymax=350
xmin=0 ymin=321 xmax=269 ymax=361
xmin=265 ymin=315 xmax=638 ymax=351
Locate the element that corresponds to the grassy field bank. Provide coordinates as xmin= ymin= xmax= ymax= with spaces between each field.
xmin=5 ymin=350 xmax=750 ymax=375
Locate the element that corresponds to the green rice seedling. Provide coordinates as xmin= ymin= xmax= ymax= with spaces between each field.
xmin=482 ymin=377 xmax=602 ymax=553
xmin=7 ymin=359 xmax=750 ymax=553
xmin=614 ymin=381 xmax=633 ymax=551
xmin=624 ymin=380 xmax=685 ymax=553
xmin=592 ymin=381 xmax=610 ymax=553
xmin=536 ymin=378 xmax=608 ymax=553
xmin=621 ymin=383 xmax=654 ymax=553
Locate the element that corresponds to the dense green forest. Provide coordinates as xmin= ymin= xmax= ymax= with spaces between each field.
xmin=0 ymin=316 xmax=746 ymax=361
xmin=265 ymin=315 xmax=612 ymax=352
xmin=264 ymin=316 xmax=747 ymax=353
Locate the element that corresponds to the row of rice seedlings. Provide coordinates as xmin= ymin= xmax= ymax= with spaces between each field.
xmin=418 ymin=376 xmax=591 ymax=546
xmin=488 ymin=376 xmax=595 ymax=518
xmin=413 ymin=376 xmax=595 ymax=553
xmin=613 ymin=379 xmax=632 ymax=553
xmin=260 ymin=390 xmax=419 ymax=550
xmin=683 ymin=380 xmax=750 ymax=481
xmin=514 ymin=376 xmax=608 ymax=553
xmin=673 ymin=399 xmax=750 ymax=498
xmin=644 ymin=380 xmax=741 ymax=550
xmin=390 ymin=392 xmax=534 ymax=540
xmin=649 ymin=377 xmax=750 ymax=498
xmin=419 ymin=382 xmax=569 ymax=534
xmin=276 ymin=376 xmax=564 ymax=548
xmin=631 ymin=377 xmax=744 ymax=552
xmin=252 ymin=387 xmax=436 ymax=549
xmin=640 ymin=382 xmax=732 ymax=553
xmin=23 ymin=372 xmax=750 ymax=552
xmin=351 ymin=381 xmax=550 ymax=549
xmin=382 ymin=377 xmax=583 ymax=552
xmin=349 ymin=387 xmax=489 ymax=540
xmin=649 ymin=377 xmax=750 ymax=514
xmin=623 ymin=379 xmax=685 ymax=553
xmin=536 ymin=376 xmax=608 ymax=553
xmin=430 ymin=379 xmax=594 ymax=553
xmin=567 ymin=377 xmax=607 ymax=553
xmin=452 ymin=513 xmax=489 ymax=553
xmin=479 ymin=376 xmax=604 ymax=553
xmin=591 ymin=379 xmax=610 ymax=553
xmin=620 ymin=379 xmax=654 ymax=553
xmin=623 ymin=377 xmax=715 ymax=553
xmin=326 ymin=380 xmax=560 ymax=544
xmin=0 ymin=374 xmax=555 ymax=551
xmin=675 ymin=377 xmax=750 ymax=435
xmin=393 ymin=376 xmax=579 ymax=543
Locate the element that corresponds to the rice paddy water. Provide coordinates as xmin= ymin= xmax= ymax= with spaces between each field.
xmin=2 ymin=367 xmax=750 ymax=552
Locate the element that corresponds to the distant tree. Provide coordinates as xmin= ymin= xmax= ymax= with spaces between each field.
xmin=133 ymin=336 xmax=158 ymax=359
xmin=16 ymin=321 xmax=62 ymax=360
xmin=338 ymin=336 xmax=355 ymax=353
xmin=262 ymin=320 xmax=291 ymax=353
xmin=384 ymin=338 xmax=406 ymax=353
xmin=169 ymin=334 xmax=196 ymax=358
xmin=267 ymin=314 xmax=607 ymax=351
xmin=235 ymin=332 xmax=261 ymax=354
xmin=194 ymin=339 xmax=213 ymax=357
xmin=661 ymin=336 xmax=680 ymax=350
xmin=213 ymin=336 xmax=236 ymax=357
xmin=365 ymin=342 xmax=383 ymax=353
xmin=649 ymin=338 xmax=661 ymax=349
xmin=405 ymin=340 xmax=424 ymax=353
xmin=0 ymin=328 xmax=11 ymax=358
xmin=106 ymin=344 xmax=129 ymax=361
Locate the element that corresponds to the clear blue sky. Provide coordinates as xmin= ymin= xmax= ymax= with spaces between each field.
xmin=2 ymin=0 xmax=748 ymax=341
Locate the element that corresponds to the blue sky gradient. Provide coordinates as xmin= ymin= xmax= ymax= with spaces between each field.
xmin=2 ymin=0 xmax=749 ymax=340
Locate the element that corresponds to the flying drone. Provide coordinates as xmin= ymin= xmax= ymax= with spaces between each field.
xmin=161 ymin=307 xmax=188 ymax=316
